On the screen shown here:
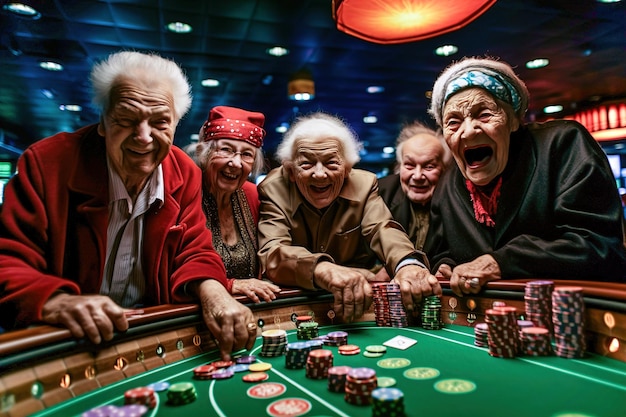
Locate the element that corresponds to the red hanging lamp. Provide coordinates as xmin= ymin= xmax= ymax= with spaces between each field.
xmin=332 ymin=0 xmax=497 ymax=45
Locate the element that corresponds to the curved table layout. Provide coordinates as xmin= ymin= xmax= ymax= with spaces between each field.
xmin=0 ymin=280 xmax=625 ymax=417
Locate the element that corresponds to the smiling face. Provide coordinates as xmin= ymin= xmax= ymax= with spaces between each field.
xmin=205 ymin=139 xmax=257 ymax=195
xmin=98 ymin=78 xmax=177 ymax=196
xmin=399 ymin=134 xmax=445 ymax=205
xmin=442 ymin=88 xmax=519 ymax=186
xmin=288 ymin=136 xmax=348 ymax=210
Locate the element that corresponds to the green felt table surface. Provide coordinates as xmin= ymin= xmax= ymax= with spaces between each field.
xmin=33 ymin=323 xmax=626 ymax=417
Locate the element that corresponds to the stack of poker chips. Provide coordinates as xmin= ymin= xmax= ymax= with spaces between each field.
xmin=327 ymin=365 xmax=352 ymax=393
xmin=552 ymin=286 xmax=587 ymax=358
xmin=295 ymin=315 xmax=313 ymax=327
xmin=371 ymin=387 xmax=405 ymax=417
xmin=260 ymin=329 xmax=288 ymax=357
xmin=421 ymin=295 xmax=443 ymax=330
xmin=297 ymin=321 xmax=319 ymax=340
xmin=372 ymin=282 xmax=408 ymax=328
xmin=324 ymin=331 xmax=349 ymax=346
xmin=166 ymin=382 xmax=197 ymax=406
xmin=519 ymin=326 xmax=553 ymax=356
xmin=485 ymin=306 xmax=519 ymax=358
xmin=473 ymin=322 xmax=489 ymax=347
xmin=285 ymin=341 xmax=313 ymax=369
xmin=123 ymin=386 xmax=157 ymax=409
xmin=344 ymin=367 xmax=377 ymax=406
xmin=524 ymin=280 xmax=555 ymax=334
xmin=306 ymin=349 xmax=334 ymax=379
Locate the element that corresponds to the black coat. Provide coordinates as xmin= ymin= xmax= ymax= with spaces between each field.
xmin=424 ymin=120 xmax=626 ymax=282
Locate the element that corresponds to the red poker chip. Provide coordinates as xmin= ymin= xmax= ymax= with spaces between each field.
xmin=243 ymin=372 xmax=270 ymax=383
xmin=211 ymin=360 xmax=234 ymax=369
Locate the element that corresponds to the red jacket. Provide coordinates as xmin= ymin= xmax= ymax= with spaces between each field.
xmin=0 ymin=125 xmax=227 ymax=329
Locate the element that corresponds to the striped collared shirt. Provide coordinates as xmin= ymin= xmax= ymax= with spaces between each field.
xmin=100 ymin=159 xmax=164 ymax=307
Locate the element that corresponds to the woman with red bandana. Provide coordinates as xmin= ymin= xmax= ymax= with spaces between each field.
xmin=189 ymin=106 xmax=281 ymax=303
xmin=424 ymin=57 xmax=626 ymax=296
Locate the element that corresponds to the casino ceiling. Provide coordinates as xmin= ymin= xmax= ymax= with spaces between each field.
xmin=0 ymin=0 xmax=625 ymax=172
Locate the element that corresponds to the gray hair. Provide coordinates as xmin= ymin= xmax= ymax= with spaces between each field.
xmin=394 ymin=121 xmax=452 ymax=172
xmin=90 ymin=51 xmax=192 ymax=121
xmin=429 ymin=57 xmax=529 ymax=127
xmin=187 ymin=140 xmax=265 ymax=179
xmin=276 ymin=112 xmax=362 ymax=167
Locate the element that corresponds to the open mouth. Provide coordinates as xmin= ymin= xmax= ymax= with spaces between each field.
xmin=311 ymin=184 xmax=331 ymax=193
xmin=464 ymin=146 xmax=493 ymax=167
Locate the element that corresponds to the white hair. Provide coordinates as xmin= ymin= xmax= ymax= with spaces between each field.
xmin=276 ymin=112 xmax=362 ymax=167
xmin=90 ymin=51 xmax=192 ymax=121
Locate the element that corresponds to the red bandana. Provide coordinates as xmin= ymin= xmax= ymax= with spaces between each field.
xmin=465 ymin=177 xmax=502 ymax=227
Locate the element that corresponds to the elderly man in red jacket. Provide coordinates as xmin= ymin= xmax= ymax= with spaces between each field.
xmin=0 ymin=51 xmax=256 ymax=361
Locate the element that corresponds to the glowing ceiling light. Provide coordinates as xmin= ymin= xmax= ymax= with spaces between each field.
xmin=167 ymin=22 xmax=192 ymax=33
xmin=526 ymin=58 xmax=550 ymax=69
xmin=333 ymin=0 xmax=496 ymax=44
xmin=543 ymin=105 xmax=563 ymax=114
xmin=266 ymin=46 xmax=289 ymax=57
xmin=201 ymin=79 xmax=220 ymax=87
xmin=367 ymin=86 xmax=385 ymax=94
xmin=59 ymin=104 xmax=82 ymax=112
xmin=435 ymin=45 xmax=459 ymax=56
xmin=39 ymin=61 xmax=63 ymax=71
xmin=2 ymin=3 xmax=40 ymax=18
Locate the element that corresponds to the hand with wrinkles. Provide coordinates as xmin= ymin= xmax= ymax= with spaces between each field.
xmin=42 ymin=293 xmax=129 ymax=344
xmin=313 ymin=261 xmax=373 ymax=323
xmin=192 ymin=279 xmax=258 ymax=361
xmin=232 ymin=279 xmax=281 ymax=303
xmin=392 ymin=265 xmax=442 ymax=312
xmin=443 ymin=254 xmax=501 ymax=297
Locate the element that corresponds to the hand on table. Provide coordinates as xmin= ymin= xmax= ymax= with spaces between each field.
xmin=393 ymin=265 xmax=442 ymax=312
xmin=194 ymin=279 xmax=258 ymax=361
xmin=449 ymin=254 xmax=501 ymax=297
xmin=41 ymin=293 xmax=129 ymax=344
xmin=313 ymin=262 xmax=373 ymax=323
xmin=231 ymin=278 xmax=281 ymax=303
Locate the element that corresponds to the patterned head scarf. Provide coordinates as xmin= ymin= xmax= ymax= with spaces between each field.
xmin=429 ymin=57 xmax=529 ymax=127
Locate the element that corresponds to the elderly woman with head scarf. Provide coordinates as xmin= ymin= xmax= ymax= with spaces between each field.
xmin=257 ymin=112 xmax=441 ymax=322
xmin=190 ymin=106 xmax=281 ymax=303
xmin=424 ymin=57 xmax=626 ymax=297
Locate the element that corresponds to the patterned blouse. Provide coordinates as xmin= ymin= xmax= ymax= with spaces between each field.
xmin=202 ymin=189 xmax=258 ymax=279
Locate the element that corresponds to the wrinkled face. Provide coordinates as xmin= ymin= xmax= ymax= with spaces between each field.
xmin=399 ymin=134 xmax=445 ymax=205
xmin=98 ymin=79 xmax=177 ymax=193
xmin=442 ymin=88 xmax=519 ymax=186
xmin=205 ymin=139 xmax=256 ymax=194
xmin=288 ymin=136 xmax=348 ymax=210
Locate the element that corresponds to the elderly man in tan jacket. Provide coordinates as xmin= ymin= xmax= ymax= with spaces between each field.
xmin=257 ymin=112 xmax=441 ymax=322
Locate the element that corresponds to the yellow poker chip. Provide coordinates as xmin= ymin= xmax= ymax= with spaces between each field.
xmin=376 ymin=376 xmax=397 ymax=387
xmin=365 ymin=345 xmax=387 ymax=354
xmin=248 ymin=362 xmax=272 ymax=372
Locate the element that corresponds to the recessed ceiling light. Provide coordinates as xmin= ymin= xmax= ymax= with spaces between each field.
xmin=201 ymin=78 xmax=220 ymax=87
xmin=2 ymin=3 xmax=41 ymax=18
xmin=596 ymin=0 xmax=621 ymax=3
xmin=367 ymin=86 xmax=384 ymax=94
xmin=543 ymin=105 xmax=563 ymax=114
xmin=39 ymin=61 xmax=63 ymax=71
xmin=167 ymin=22 xmax=192 ymax=33
xmin=383 ymin=146 xmax=395 ymax=154
xmin=266 ymin=46 xmax=289 ymax=57
xmin=435 ymin=45 xmax=458 ymax=56
xmin=525 ymin=58 xmax=549 ymax=69
xmin=276 ymin=123 xmax=289 ymax=133
xmin=189 ymin=133 xmax=199 ymax=142
xmin=363 ymin=115 xmax=378 ymax=124
xmin=290 ymin=93 xmax=313 ymax=101
xmin=59 ymin=104 xmax=82 ymax=112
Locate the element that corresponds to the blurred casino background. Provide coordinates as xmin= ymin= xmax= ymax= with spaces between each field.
xmin=0 ymin=0 xmax=625 ymax=206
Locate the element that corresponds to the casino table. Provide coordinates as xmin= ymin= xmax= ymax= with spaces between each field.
xmin=1 ymin=280 xmax=625 ymax=417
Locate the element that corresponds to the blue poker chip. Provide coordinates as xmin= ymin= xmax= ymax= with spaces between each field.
xmin=147 ymin=381 xmax=170 ymax=392
xmin=230 ymin=363 xmax=250 ymax=373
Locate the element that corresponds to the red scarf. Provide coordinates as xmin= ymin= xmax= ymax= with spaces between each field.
xmin=465 ymin=177 xmax=502 ymax=227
